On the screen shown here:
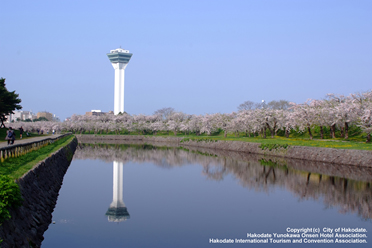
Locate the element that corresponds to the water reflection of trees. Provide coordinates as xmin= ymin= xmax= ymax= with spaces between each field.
xmin=75 ymin=142 xmax=372 ymax=220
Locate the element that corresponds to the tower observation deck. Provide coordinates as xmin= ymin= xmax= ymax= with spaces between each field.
xmin=107 ymin=48 xmax=133 ymax=115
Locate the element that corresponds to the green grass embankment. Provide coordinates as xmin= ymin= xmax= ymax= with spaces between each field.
xmin=0 ymin=135 xmax=74 ymax=179
xmin=179 ymin=135 xmax=372 ymax=150
xmin=0 ymin=135 xmax=74 ymax=223
xmin=80 ymin=128 xmax=372 ymax=150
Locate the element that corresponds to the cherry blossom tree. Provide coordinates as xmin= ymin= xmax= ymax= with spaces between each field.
xmin=32 ymin=90 xmax=369 ymax=143
xmin=167 ymin=112 xmax=186 ymax=136
xmin=214 ymin=113 xmax=234 ymax=137
xmin=290 ymin=101 xmax=317 ymax=140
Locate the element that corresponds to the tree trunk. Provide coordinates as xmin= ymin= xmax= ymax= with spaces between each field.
xmin=320 ymin=126 xmax=324 ymax=139
xmin=330 ymin=124 xmax=336 ymax=138
xmin=307 ymin=125 xmax=313 ymax=140
xmin=174 ymin=130 xmax=177 ymax=136
xmin=266 ymin=123 xmax=274 ymax=138
xmin=263 ymin=127 xmax=266 ymax=139
xmin=344 ymin=122 xmax=349 ymax=139
xmin=224 ymin=130 xmax=227 ymax=138
xmin=285 ymin=127 xmax=289 ymax=138
xmin=340 ymin=126 xmax=344 ymax=138
xmin=367 ymin=133 xmax=371 ymax=143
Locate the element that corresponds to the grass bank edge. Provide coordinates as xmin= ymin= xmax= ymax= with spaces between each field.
xmin=0 ymin=135 xmax=75 ymax=223
xmin=79 ymin=133 xmax=372 ymax=151
xmin=178 ymin=136 xmax=372 ymax=150
xmin=8 ymin=135 xmax=76 ymax=179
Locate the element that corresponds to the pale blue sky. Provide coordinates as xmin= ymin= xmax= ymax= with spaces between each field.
xmin=1 ymin=0 xmax=371 ymax=120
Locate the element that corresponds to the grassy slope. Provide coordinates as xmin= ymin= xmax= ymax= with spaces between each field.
xmin=81 ymin=127 xmax=372 ymax=150
xmin=0 ymin=135 xmax=75 ymax=179
xmin=176 ymin=135 xmax=372 ymax=150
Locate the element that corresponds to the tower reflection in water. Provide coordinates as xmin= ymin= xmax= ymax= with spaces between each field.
xmin=105 ymin=161 xmax=130 ymax=222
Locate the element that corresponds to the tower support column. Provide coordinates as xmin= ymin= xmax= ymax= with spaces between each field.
xmin=113 ymin=63 xmax=127 ymax=114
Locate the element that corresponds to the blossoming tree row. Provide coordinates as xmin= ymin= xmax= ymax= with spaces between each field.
xmin=10 ymin=91 xmax=372 ymax=142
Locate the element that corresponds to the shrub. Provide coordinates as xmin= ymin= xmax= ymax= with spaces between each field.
xmin=259 ymin=143 xmax=289 ymax=151
xmin=0 ymin=175 xmax=22 ymax=222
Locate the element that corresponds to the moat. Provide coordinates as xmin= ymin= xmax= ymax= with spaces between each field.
xmin=41 ymin=142 xmax=372 ymax=247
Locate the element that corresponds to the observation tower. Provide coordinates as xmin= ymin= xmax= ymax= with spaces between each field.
xmin=105 ymin=161 xmax=130 ymax=222
xmin=107 ymin=48 xmax=133 ymax=115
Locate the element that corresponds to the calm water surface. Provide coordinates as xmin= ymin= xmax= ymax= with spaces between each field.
xmin=42 ymin=143 xmax=372 ymax=247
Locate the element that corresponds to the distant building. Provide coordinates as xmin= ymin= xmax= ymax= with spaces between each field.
xmin=85 ymin=110 xmax=105 ymax=116
xmin=22 ymin=111 xmax=37 ymax=121
xmin=85 ymin=110 xmax=115 ymax=116
xmin=37 ymin=111 xmax=53 ymax=121
xmin=5 ymin=110 xmax=37 ymax=123
xmin=53 ymin=114 xmax=61 ymax=122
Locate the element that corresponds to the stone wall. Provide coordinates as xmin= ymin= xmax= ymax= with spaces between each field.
xmin=76 ymin=135 xmax=372 ymax=167
xmin=0 ymin=137 xmax=78 ymax=248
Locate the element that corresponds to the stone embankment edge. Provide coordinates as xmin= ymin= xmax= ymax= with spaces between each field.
xmin=76 ymin=135 xmax=372 ymax=168
xmin=0 ymin=136 xmax=78 ymax=248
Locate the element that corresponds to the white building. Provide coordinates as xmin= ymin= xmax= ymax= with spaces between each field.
xmin=6 ymin=110 xmax=37 ymax=122
xmin=107 ymin=48 xmax=133 ymax=115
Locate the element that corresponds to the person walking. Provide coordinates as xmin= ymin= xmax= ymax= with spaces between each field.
xmin=19 ymin=126 xmax=24 ymax=139
xmin=5 ymin=127 xmax=15 ymax=145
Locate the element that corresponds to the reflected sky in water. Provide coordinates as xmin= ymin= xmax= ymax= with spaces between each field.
xmin=42 ymin=143 xmax=372 ymax=248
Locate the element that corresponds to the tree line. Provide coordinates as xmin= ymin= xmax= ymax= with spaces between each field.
xmin=8 ymin=91 xmax=372 ymax=142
